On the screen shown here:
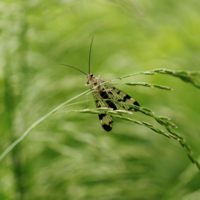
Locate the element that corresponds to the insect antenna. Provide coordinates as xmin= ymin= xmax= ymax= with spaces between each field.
xmin=88 ymin=36 xmax=94 ymax=74
xmin=55 ymin=63 xmax=87 ymax=76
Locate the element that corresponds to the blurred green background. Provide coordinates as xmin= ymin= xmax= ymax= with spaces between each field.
xmin=1 ymin=0 xmax=200 ymax=199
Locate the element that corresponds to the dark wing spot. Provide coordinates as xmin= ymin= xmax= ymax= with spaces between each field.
xmin=123 ymin=95 xmax=131 ymax=101
xmin=134 ymin=101 xmax=140 ymax=107
xmin=133 ymin=101 xmax=140 ymax=111
xmin=117 ymin=94 xmax=131 ymax=102
xmin=102 ymin=124 xmax=112 ymax=131
xmin=100 ymin=91 xmax=117 ymax=110
xmin=95 ymin=100 xmax=101 ymax=107
xmin=99 ymin=114 xmax=106 ymax=120
xmin=126 ymin=95 xmax=131 ymax=99
xmin=100 ymin=91 xmax=109 ymax=99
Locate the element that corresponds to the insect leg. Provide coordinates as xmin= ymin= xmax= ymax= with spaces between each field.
xmin=85 ymin=90 xmax=95 ymax=108
xmin=85 ymin=83 xmax=93 ymax=88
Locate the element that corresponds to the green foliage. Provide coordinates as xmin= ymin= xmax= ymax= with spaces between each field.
xmin=1 ymin=0 xmax=200 ymax=200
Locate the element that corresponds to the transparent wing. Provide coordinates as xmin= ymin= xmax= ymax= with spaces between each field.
xmin=92 ymin=90 xmax=114 ymax=131
xmin=103 ymin=83 xmax=140 ymax=111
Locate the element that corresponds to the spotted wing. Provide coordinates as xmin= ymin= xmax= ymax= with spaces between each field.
xmin=103 ymin=83 xmax=140 ymax=111
xmin=93 ymin=90 xmax=114 ymax=131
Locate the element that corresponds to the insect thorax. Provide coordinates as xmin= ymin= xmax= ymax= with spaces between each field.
xmin=86 ymin=74 xmax=102 ymax=90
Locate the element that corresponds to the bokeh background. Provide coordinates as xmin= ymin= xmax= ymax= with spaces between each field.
xmin=1 ymin=0 xmax=200 ymax=199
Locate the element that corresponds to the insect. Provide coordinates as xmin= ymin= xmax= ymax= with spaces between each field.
xmin=58 ymin=38 xmax=140 ymax=131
